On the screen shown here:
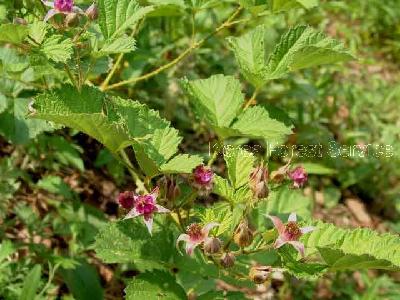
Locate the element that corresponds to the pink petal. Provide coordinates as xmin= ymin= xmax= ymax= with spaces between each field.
xmin=151 ymin=186 xmax=160 ymax=199
xmin=185 ymin=241 xmax=200 ymax=256
xmin=124 ymin=208 xmax=142 ymax=219
xmin=266 ymin=215 xmax=285 ymax=235
xmin=300 ymin=226 xmax=315 ymax=234
xmin=274 ymin=237 xmax=287 ymax=249
xmin=44 ymin=9 xmax=57 ymax=21
xmin=201 ymin=222 xmax=219 ymax=237
xmin=176 ymin=234 xmax=190 ymax=250
xmin=143 ymin=215 xmax=153 ymax=235
xmin=155 ymin=204 xmax=170 ymax=214
xmin=288 ymin=213 xmax=297 ymax=222
xmin=288 ymin=241 xmax=305 ymax=257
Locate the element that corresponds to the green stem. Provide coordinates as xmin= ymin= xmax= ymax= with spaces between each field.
xmin=119 ymin=149 xmax=147 ymax=193
xmin=244 ymin=87 xmax=260 ymax=109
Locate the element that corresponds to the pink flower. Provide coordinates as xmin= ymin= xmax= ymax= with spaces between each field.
xmin=117 ymin=191 xmax=135 ymax=210
xmin=288 ymin=166 xmax=308 ymax=188
xmin=267 ymin=213 xmax=314 ymax=257
xmin=191 ymin=165 xmax=214 ymax=195
xmin=124 ymin=187 xmax=170 ymax=235
xmin=42 ymin=0 xmax=83 ymax=21
xmin=176 ymin=222 xmax=219 ymax=256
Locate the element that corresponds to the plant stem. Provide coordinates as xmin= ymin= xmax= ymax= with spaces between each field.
xmin=119 ymin=149 xmax=148 ymax=193
xmin=244 ymin=87 xmax=260 ymax=109
xmin=63 ymin=64 xmax=78 ymax=87
xmin=102 ymin=6 xmax=243 ymax=91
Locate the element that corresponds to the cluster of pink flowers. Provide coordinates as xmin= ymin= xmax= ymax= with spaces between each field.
xmin=43 ymin=0 xmax=97 ymax=22
xmin=118 ymin=164 xmax=314 ymax=258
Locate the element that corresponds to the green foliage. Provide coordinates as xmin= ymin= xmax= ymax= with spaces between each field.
xmin=270 ymin=0 xmax=318 ymax=12
xmin=41 ymin=35 xmax=73 ymax=63
xmin=125 ymin=270 xmax=186 ymax=300
xmin=229 ymin=25 xmax=354 ymax=86
xmin=302 ymin=222 xmax=400 ymax=271
xmin=224 ymin=146 xmax=255 ymax=189
xmin=98 ymin=0 xmax=154 ymax=39
xmin=182 ymin=75 xmax=293 ymax=141
xmin=18 ymin=265 xmax=42 ymax=300
xmin=94 ymin=218 xmax=175 ymax=269
xmin=181 ymin=74 xmax=244 ymax=133
xmin=0 ymin=24 xmax=29 ymax=44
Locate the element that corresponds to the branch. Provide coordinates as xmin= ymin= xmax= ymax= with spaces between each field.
xmin=101 ymin=6 xmax=243 ymax=91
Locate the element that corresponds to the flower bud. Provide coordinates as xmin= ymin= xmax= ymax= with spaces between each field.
xmin=203 ymin=237 xmax=221 ymax=255
xmin=288 ymin=166 xmax=308 ymax=188
xmin=234 ymin=220 xmax=253 ymax=248
xmin=220 ymin=252 xmax=235 ymax=268
xmin=64 ymin=12 xmax=80 ymax=27
xmin=85 ymin=3 xmax=98 ymax=20
xmin=249 ymin=165 xmax=269 ymax=199
xmin=118 ymin=191 xmax=135 ymax=209
xmin=191 ymin=165 xmax=214 ymax=196
xmin=249 ymin=266 xmax=272 ymax=284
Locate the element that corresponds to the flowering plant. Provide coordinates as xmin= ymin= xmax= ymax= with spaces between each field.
xmin=2 ymin=0 xmax=400 ymax=298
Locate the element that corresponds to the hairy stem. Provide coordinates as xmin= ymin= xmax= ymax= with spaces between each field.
xmin=119 ymin=149 xmax=147 ymax=193
xmin=244 ymin=87 xmax=260 ymax=109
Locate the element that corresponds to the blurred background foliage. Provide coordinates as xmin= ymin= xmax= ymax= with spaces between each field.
xmin=0 ymin=0 xmax=399 ymax=299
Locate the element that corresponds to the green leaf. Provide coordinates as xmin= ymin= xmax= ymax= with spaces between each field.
xmin=31 ymin=85 xmax=178 ymax=155
xmin=0 ymin=24 xmax=29 ymax=44
xmin=125 ymin=270 xmax=187 ymax=300
xmin=213 ymin=175 xmax=235 ymax=202
xmin=181 ymin=74 xmax=244 ymax=131
xmin=97 ymin=36 xmax=136 ymax=56
xmin=0 ymin=240 xmax=15 ymax=262
xmin=270 ymin=0 xmax=318 ymax=12
xmin=160 ymin=154 xmax=203 ymax=174
xmin=266 ymin=186 xmax=313 ymax=219
xmin=41 ymin=35 xmax=73 ymax=63
xmin=296 ymin=162 xmax=337 ymax=175
xmin=19 ymin=265 xmax=42 ymax=300
xmin=28 ymin=21 xmax=48 ymax=44
xmin=98 ymin=0 xmax=154 ymax=39
xmin=37 ymin=175 xmax=75 ymax=199
xmin=227 ymin=25 xmax=266 ymax=88
xmin=302 ymin=222 xmax=400 ymax=271
xmin=278 ymin=247 xmax=327 ymax=279
xmin=230 ymin=106 xmax=293 ymax=142
xmin=61 ymin=261 xmax=104 ymax=300
xmin=94 ymin=218 xmax=174 ymax=269
xmin=265 ymin=25 xmax=354 ymax=79
xmin=31 ymin=85 xmax=131 ymax=152
xmin=224 ymin=146 xmax=255 ymax=189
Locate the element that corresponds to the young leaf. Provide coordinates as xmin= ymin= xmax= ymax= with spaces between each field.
xmin=302 ymin=221 xmax=400 ymax=270
xmin=265 ymin=25 xmax=354 ymax=79
xmin=0 ymin=24 xmax=29 ymax=44
xmin=224 ymin=146 xmax=255 ymax=189
xmin=230 ymin=106 xmax=293 ymax=142
xmin=41 ymin=35 xmax=73 ymax=63
xmin=270 ymin=0 xmax=318 ymax=12
xmin=98 ymin=0 xmax=154 ymax=39
xmin=125 ymin=271 xmax=187 ymax=300
xmin=181 ymin=74 xmax=244 ymax=131
xmin=227 ymin=25 xmax=266 ymax=88
xmin=213 ymin=175 xmax=235 ymax=202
